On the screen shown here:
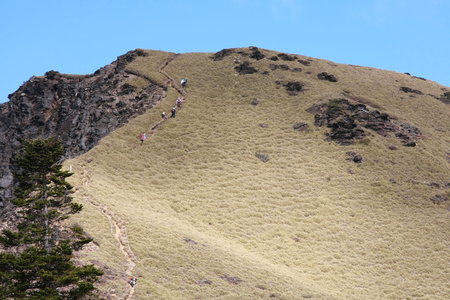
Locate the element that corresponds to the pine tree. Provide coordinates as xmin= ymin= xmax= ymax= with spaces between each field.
xmin=0 ymin=138 xmax=103 ymax=299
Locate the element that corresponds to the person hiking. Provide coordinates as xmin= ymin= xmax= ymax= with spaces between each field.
xmin=180 ymin=78 xmax=187 ymax=88
xmin=138 ymin=132 xmax=147 ymax=145
xmin=161 ymin=112 xmax=167 ymax=120
xmin=176 ymin=97 xmax=183 ymax=108
xmin=129 ymin=277 xmax=138 ymax=287
xmin=170 ymin=106 xmax=176 ymax=118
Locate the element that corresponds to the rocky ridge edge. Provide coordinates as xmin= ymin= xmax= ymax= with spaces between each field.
xmin=0 ymin=49 xmax=166 ymax=208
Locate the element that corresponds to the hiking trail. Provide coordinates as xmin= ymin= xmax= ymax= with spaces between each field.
xmin=148 ymin=53 xmax=186 ymax=135
xmin=80 ymin=168 xmax=136 ymax=300
xmin=77 ymin=54 xmax=184 ymax=299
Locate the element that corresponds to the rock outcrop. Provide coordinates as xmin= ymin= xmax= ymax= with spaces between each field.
xmin=0 ymin=50 xmax=166 ymax=209
xmin=307 ymin=99 xmax=421 ymax=145
xmin=275 ymin=81 xmax=304 ymax=96
xmin=439 ymin=91 xmax=450 ymax=104
xmin=317 ymin=72 xmax=338 ymax=82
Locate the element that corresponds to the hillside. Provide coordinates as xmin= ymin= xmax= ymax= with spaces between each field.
xmin=0 ymin=50 xmax=166 ymax=206
xmin=4 ymin=47 xmax=450 ymax=299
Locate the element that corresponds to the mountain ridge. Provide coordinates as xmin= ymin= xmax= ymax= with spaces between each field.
xmin=0 ymin=49 xmax=169 ymax=208
xmin=1 ymin=47 xmax=449 ymax=299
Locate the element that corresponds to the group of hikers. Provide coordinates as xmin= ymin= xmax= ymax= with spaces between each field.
xmin=162 ymin=96 xmax=184 ymax=120
xmin=138 ymin=78 xmax=187 ymax=146
xmin=129 ymin=79 xmax=188 ymax=289
xmin=128 ymin=277 xmax=138 ymax=287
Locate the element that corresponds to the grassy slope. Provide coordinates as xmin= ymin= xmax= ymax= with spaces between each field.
xmin=67 ymin=48 xmax=450 ymax=299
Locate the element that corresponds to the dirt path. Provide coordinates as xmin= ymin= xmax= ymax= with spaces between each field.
xmin=80 ymin=168 xmax=136 ymax=300
xmin=159 ymin=53 xmax=185 ymax=96
xmin=147 ymin=53 xmax=186 ymax=136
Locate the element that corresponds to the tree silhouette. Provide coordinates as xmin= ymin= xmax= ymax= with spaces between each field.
xmin=0 ymin=138 xmax=102 ymax=299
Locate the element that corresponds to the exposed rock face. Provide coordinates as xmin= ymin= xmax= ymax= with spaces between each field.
xmin=270 ymin=64 xmax=290 ymax=71
xmin=308 ymin=99 xmax=421 ymax=145
xmin=211 ymin=46 xmax=265 ymax=61
xmin=235 ymin=61 xmax=258 ymax=74
xmin=248 ymin=47 xmax=265 ymax=60
xmin=400 ymin=86 xmax=423 ymax=94
xmin=0 ymin=50 xmax=166 ymax=209
xmin=317 ymin=72 xmax=338 ymax=82
xmin=275 ymin=81 xmax=304 ymax=96
xmin=269 ymin=64 xmax=302 ymax=73
xmin=439 ymin=92 xmax=450 ymax=104
xmin=277 ymin=53 xmax=297 ymax=61
xmin=211 ymin=48 xmax=236 ymax=61
xmin=298 ymin=59 xmax=311 ymax=66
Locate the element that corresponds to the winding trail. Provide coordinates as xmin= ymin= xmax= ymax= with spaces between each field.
xmin=159 ymin=53 xmax=185 ymax=96
xmin=80 ymin=168 xmax=136 ymax=300
xmin=148 ymin=54 xmax=186 ymax=135
xmin=79 ymin=53 xmax=185 ymax=299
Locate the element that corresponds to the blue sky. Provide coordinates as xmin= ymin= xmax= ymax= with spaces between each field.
xmin=1 ymin=0 xmax=449 ymax=103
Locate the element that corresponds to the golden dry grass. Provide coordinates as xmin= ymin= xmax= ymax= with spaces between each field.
xmin=126 ymin=49 xmax=174 ymax=86
xmin=67 ymin=48 xmax=450 ymax=299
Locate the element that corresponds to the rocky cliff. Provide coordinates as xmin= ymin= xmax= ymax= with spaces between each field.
xmin=0 ymin=50 xmax=167 ymax=209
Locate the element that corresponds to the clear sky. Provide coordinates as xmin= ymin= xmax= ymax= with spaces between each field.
xmin=1 ymin=0 xmax=449 ymax=103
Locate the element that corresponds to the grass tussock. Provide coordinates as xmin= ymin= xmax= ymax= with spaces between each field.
xmin=66 ymin=47 xmax=450 ymax=300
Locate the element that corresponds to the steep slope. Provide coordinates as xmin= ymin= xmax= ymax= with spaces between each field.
xmin=0 ymin=50 xmax=169 ymax=208
xmin=4 ymin=47 xmax=450 ymax=299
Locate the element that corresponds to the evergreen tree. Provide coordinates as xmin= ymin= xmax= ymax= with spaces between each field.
xmin=0 ymin=138 xmax=103 ymax=299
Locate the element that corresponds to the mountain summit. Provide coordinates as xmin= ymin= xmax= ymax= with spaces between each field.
xmin=1 ymin=47 xmax=449 ymax=299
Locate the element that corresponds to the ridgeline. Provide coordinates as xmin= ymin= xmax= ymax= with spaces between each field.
xmin=1 ymin=47 xmax=449 ymax=299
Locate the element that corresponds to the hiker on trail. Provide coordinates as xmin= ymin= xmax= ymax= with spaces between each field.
xmin=129 ymin=277 xmax=138 ymax=287
xmin=171 ymin=106 xmax=177 ymax=118
xmin=176 ymin=97 xmax=183 ymax=108
xmin=138 ymin=132 xmax=147 ymax=145
xmin=181 ymin=78 xmax=187 ymax=88
xmin=161 ymin=112 xmax=167 ymax=120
